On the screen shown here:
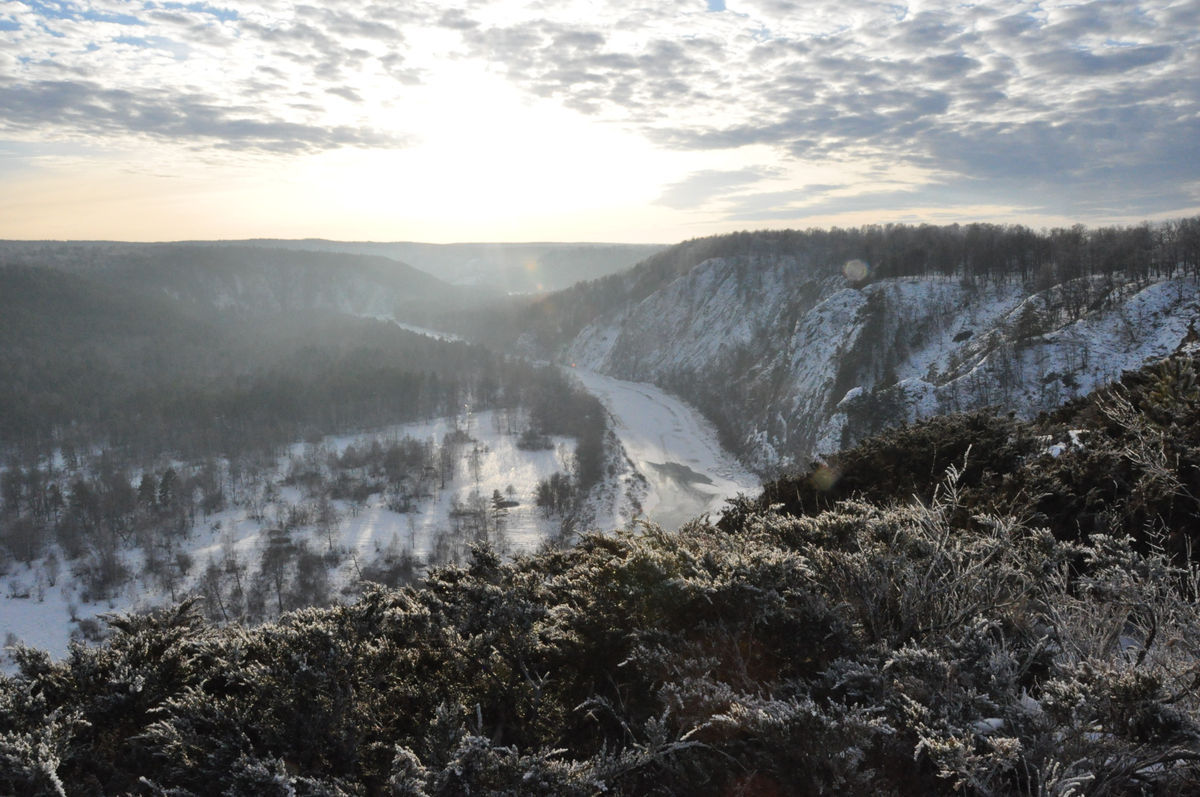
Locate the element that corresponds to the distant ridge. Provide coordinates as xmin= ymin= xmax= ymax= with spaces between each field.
xmin=0 ymin=238 xmax=666 ymax=293
xmin=224 ymin=239 xmax=667 ymax=292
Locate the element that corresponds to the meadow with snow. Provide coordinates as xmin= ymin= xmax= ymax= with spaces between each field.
xmin=1 ymin=410 xmax=580 ymax=661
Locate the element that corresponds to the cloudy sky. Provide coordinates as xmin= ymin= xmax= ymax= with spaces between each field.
xmin=1 ymin=0 xmax=1197 ymax=242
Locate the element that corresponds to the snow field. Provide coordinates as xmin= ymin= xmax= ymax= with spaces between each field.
xmin=1 ymin=410 xmax=578 ymax=663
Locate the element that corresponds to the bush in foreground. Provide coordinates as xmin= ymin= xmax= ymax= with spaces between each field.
xmin=4 ymin=468 xmax=1200 ymax=794
xmin=5 ymin=353 xmax=1200 ymax=795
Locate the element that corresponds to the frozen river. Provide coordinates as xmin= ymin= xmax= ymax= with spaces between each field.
xmin=569 ymin=368 xmax=760 ymax=530
xmin=379 ymin=319 xmax=761 ymax=528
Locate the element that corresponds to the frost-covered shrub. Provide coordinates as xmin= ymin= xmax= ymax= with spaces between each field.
xmin=760 ymin=350 xmax=1200 ymax=559
xmin=4 ymin=377 xmax=1200 ymax=795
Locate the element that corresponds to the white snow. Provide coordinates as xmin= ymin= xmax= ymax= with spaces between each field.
xmin=1 ymin=561 xmax=79 ymax=659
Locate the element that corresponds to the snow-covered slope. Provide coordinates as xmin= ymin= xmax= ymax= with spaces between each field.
xmin=817 ymin=276 xmax=1200 ymax=456
xmin=565 ymin=257 xmax=1200 ymax=473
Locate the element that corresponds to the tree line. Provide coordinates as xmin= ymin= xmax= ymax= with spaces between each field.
xmin=443 ymin=216 xmax=1200 ymax=355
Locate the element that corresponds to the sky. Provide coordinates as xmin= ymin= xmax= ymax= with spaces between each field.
xmin=0 ymin=0 xmax=1197 ymax=243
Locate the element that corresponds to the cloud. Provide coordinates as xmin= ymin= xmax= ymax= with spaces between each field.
xmin=720 ymin=186 xmax=837 ymax=220
xmin=0 ymin=0 xmax=1196 ymax=223
xmin=1029 ymin=44 xmax=1173 ymax=76
xmin=655 ymin=167 xmax=779 ymax=209
xmin=440 ymin=0 xmax=1196 ymax=220
xmin=325 ymin=86 xmax=363 ymax=103
xmin=0 ymin=79 xmax=406 ymax=152
xmin=0 ymin=0 xmax=435 ymax=154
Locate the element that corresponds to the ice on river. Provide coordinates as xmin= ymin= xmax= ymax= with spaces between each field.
xmin=570 ymin=368 xmax=759 ymax=530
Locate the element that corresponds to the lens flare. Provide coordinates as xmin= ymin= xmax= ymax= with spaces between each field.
xmin=810 ymin=464 xmax=840 ymax=491
xmin=842 ymin=259 xmax=869 ymax=281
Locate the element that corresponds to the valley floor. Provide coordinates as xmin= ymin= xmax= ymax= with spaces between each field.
xmin=1 ymin=410 xmax=578 ymax=661
xmin=1 ymin=367 xmax=762 ymax=663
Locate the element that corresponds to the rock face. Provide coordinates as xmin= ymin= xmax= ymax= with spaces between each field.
xmin=563 ymin=253 xmax=1200 ymax=473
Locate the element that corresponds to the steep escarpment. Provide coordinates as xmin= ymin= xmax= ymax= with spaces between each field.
xmin=557 ymin=222 xmax=1200 ymax=473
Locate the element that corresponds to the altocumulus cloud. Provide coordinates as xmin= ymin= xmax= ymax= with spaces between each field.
xmin=447 ymin=0 xmax=1199 ymax=219
xmin=0 ymin=0 xmax=1196 ymax=220
xmin=655 ymin=167 xmax=780 ymax=210
xmin=0 ymin=0 xmax=428 ymax=154
xmin=0 ymin=80 xmax=403 ymax=152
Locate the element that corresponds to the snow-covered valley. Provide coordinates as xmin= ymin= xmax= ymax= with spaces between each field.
xmin=367 ymin=319 xmax=760 ymax=531
xmin=1 ymin=368 xmax=762 ymax=662
xmin=7 ymin=227 xmax=1200 ymax=667
xmin=1 ymin=411 xmax=581 ymax=661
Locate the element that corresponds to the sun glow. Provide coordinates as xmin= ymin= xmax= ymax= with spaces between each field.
xmin=298 ymin=64 xmax=682 ymax=237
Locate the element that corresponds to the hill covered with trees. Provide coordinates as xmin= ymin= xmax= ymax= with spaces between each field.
xmin=451 ymin=218 xmax=1200 ymax=353
xmin=0 ymin=255 xmax=612 ymax=650
xmin=0 ymin=255 xmax=604 ymax=463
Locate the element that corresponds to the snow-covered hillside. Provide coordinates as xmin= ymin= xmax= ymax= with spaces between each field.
xmin=565 ymin=257 xmax=1200 ymax=472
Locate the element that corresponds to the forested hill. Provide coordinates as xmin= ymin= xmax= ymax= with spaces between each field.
xmin=0 ymin=261 xmax=565 ymax=460
xmin=230 ymin=239 xmax=667 ymax=293
xmin=1 ymin=255 xmax=614 ymax=654
xmin=0 ymin=239 xmax=667 ymax=296
xmin=474 ymin=218 xmax=1200 ymax=472
xmin=453 ymin=220 xmax=1198 ymax=353
xmin=0 ymin=242 xmax=485 ymax=320
xmin=0 ymin=263 xmax=237 ymax=452
xmin=5 ymin=349 xmax=1200 ymax=795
